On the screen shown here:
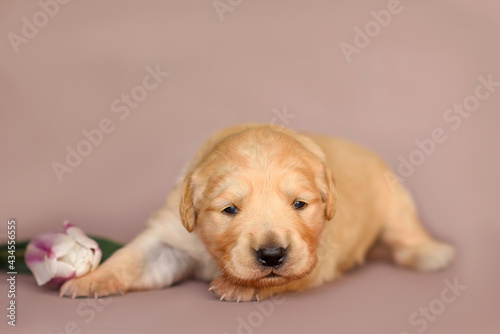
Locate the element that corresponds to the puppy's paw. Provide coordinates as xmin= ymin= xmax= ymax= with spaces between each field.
xmin=394 ymin=240 xmax=455 ymax=272
xmin=60 ymin=270 xmax=126 ymax=299
xmin=209 ymin=276 xmax=260 ymax=302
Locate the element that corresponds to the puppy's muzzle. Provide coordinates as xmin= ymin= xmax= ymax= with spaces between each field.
xmin=256 ymin=247 xmax=287 ymax=267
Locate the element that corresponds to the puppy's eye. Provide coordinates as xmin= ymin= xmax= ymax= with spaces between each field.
xmin=293 ymin=201 xmax=307 ymax=210
xmin=222 ymin=205 xmax=239 ymax=215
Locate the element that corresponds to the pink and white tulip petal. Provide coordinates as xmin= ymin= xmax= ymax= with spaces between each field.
xmin=25 ymin=222 xmax=102 ymax=287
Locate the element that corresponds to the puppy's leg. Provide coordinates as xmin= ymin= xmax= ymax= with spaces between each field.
xmin=380 ymin=184 xmax=455 ymax=272
xmin=60 ymin=226 xmax=195 ymax=298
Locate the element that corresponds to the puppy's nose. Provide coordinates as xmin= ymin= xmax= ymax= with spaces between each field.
xmin=256 ymin=247 xmax=287 ymax=267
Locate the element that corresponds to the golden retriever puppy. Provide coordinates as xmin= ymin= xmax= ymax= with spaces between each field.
xmin=61 ymin=124 xmax=454 ymax=301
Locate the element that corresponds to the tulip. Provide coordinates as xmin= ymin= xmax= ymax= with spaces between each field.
xmin=25 ymin=221 xmax=101 ymax=287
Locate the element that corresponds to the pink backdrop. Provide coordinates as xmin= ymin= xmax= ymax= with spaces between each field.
xmin=1 ymin=1 xmax=499 ymax=333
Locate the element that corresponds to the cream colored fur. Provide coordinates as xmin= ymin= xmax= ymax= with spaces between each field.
xmin=61 ymin=124 xmax=454 ymax=301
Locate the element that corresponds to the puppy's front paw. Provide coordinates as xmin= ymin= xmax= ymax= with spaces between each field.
xmin=209 ymin=276 xmax=260 ymax=302
xmin=60 ymin=270 xmax=126 ymax=298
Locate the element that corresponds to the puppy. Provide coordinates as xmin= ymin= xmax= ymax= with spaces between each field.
xmin=61 ymin=124 xmax=454 ymax=301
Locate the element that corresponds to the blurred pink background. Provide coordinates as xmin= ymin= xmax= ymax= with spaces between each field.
xmin=1 ymin=1 xmax=499 ymax=333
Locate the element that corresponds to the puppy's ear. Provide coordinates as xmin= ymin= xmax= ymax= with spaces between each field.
xmin=180 ymin=172 xmax=197 ymax=232
xmin=296 ymin=134 xmax=337 ymax=220
xmin=321 ymin=165 xmax=337 ymax=220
